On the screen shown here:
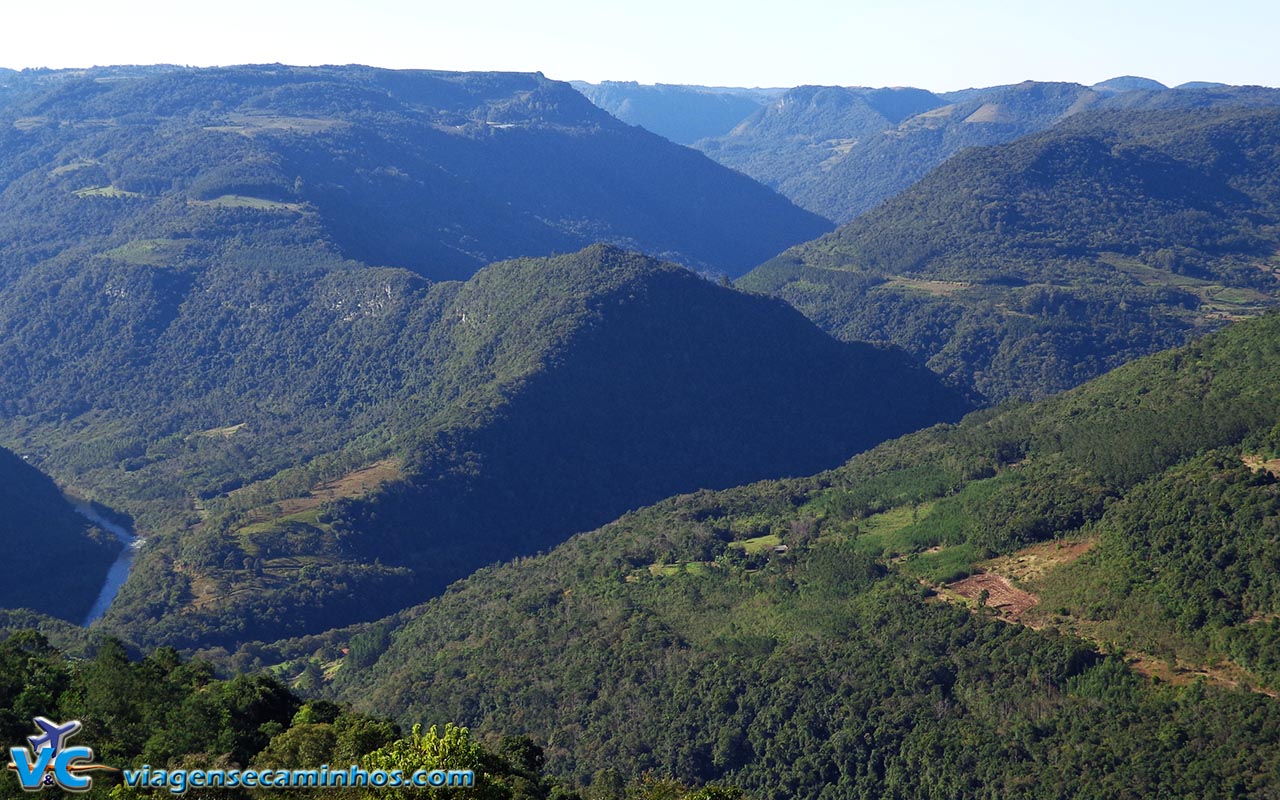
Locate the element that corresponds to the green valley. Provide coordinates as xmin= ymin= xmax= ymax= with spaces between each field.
xmin=0 ymin=244 xmax=967 ymax=647
xmin=6 ymin=48 xmax=1280 ymax=800
xmin=315 ymin=311 xmax=1280 ymax=798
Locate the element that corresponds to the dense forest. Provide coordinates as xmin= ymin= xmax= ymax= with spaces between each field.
xmin=0 ymin=65 xmax=828 ymax=281
xmin=300 ymin=311 xmax=1280 ymax=798
xmin=0 ymin=630 xmax=742 ymax=799
xmin=8 ymin=61 xmax=1280 ymax=800
xmin=0 ymin=244 xmax=967 ymax=646
xmin=741 ymin=105 xmax=1280 ymax=401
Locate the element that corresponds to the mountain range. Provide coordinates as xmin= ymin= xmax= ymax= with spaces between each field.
xmin=569 ymin=81 xmax=782 ymax=145
xmin=741 ymin=104 xmax=1280 ymax=401
xmin=0 ymin=65 xmax=828 ymax=280
xmin=680 ymin=78 xmax=1280 ymax=223
xmin=5 ymin=61 xmax=1280 ymax=800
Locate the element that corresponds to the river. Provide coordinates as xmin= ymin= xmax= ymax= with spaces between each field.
xmin=75 ymin=503 xmax=144 ymax=626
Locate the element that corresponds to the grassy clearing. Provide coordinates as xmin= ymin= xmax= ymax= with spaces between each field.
xmin=50 ymin=158 xmax=100 ymax=176
xmin=191 ymin=423 xmax=247 ymax=440
xmin=1099 ymin=253 xmax=1274 ymax=315
xmin=73 ymin=185 xmax=143 ymax=198
xmin=203 ymin=113 xmax=342 ymax=137
xmin=964 ymin=103 xmax=1011 ymax=124
xmin=227 ymin=459 xmax=403 ymax=528
xmin=648 ymin=561 xmax=715 ymax=577
xmin=1098 ymin=253 xmax=1211 ymax=288
xmin=984 ymin=536 xmax=1096 ymax=584
xmin=898 ymin=543 xmax=983 ymax=584
xmin=189 ymin=195 xmax=305 ymax=212
xmin=1207 ymin=286 xmax=1271 ymax=306
xmin=274 ymin=459 xmax=402 ymax=516
xmin=237 ymin=507 xmax=329 ymax=541
xmin=852 ymin=501 xmax=937 ymax=557
xmin=882 ymin=276 xmax=973 ymax=296
xmin=729 ymin=533 xmax=782 ymax=553
xmin=103 ymin=238 xmax=195 ymax=267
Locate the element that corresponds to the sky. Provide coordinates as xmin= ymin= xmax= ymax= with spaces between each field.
xmin=2 ymin=0 xmax=1278 ymax=91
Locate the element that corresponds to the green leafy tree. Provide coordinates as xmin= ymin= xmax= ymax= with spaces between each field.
xmin=362 ymin=723 xmax=505 ymax=799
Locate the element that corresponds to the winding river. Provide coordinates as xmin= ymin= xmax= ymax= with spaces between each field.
xmin=75 ymin=503 xmax=144 ymax=626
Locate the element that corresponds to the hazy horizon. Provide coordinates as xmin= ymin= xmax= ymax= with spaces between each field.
xmin=3 ymin=63 xmax=1274 ymax=97
xmin=3 ymin=0 xmax=1278 ymax=93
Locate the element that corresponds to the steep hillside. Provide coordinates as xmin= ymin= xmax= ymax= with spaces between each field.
xmin=742 ymin=106 xmax=1280 ymax=401
xmin=570 ymin=81 xmax=775 ymax=144
xmin=696 ymin=80 xmax=1280 ymax=223
xmin=0 ymin=447 xmax=119 ymax=621
xmin=700 ymin=84 xmax=946 ymax=169
xmin=4 ymin=246 xmax=966 ymax=650
xmin=696 ymin=81 xmax=1092 ymax=221
xmin=0 ymin=65 xmax=829 ymax=281
xmin=321 ymin=312 xmax=1280 ymax=799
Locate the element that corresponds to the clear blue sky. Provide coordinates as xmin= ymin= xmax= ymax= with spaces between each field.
xmin=3 ymin=0 xmax=1277 ymax=91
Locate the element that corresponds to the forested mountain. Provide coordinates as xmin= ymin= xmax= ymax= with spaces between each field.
xmin=0 ymin=65 xmax=828 ymax=280
xmin=694 ymin=79 xmax=1280 ymax=222
xmin=0 ymin=447 xmax=119 ymax=621
xmin=0 ymin=244 xmax=966 ymax=650
xmin=316 ymin=311 xmax=1280 ymax=799
xmin=741 ymin=105 xmax=1280 ymax=401
xmin=2 ymin=631 xmax=685 ymax=800
xmin=1091 ymin=75 xmax=1169 ymax=94
xmin=569 ymin=81 xmax=779 ymax=144
xmin=11 ymin=60 xmax=1280 ymax=800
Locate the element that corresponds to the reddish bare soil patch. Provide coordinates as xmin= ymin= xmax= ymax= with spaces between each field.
xmin=948 ymin=572 xmax=1039 ymax=619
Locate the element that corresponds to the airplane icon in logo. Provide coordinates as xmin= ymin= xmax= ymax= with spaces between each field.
xmin=27 ymin=717 xmax=82 ymax=755
xmin=8 ymin=716 xmax=115 ymax=792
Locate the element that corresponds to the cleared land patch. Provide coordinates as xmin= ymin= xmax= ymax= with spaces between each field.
xmin=947 ymin=572 xmax=1038 ymax=618
xmin=985 ymin=537 xmax=1095 ymax=584
xmin=852 ymin=501 xmax=937 ymax=556
xmin=50 ymin=158 xmax=101 ymax=176
xmin=1126 ymin=652 xmax=1278 ymax=696
xmin=74 ymin=185 xmax=143 ymax=198
xmin=1243 ymin=453 xmax=1280 ymax=477
xmin=103 ymin=238 xmax=197 ymax=267
xmin=274 ymin=459 xmax=403 ymax=516
xmin=230 ymin=459 xmax=403 ymax=524
xmin=1099 ymin=252 xmax=1211 ymax=289
xmin=925 ymin=536 xmax=1278 ymax=697
xmin=881 ymin=276 xmax=973 ymax=296
xmin=1099 ymin=253 xmax=1275 ymax=316
xmin=729 ymin=533 xmax=782 ymax=554
xmin=203 ymin=113 xmax=343 ymax=137
xmin=191 ymin=423 xmax=248 ymax=440
xmin=930 ymin=537 xmax=1092 ymax=622
xmin=189 ymin=195 xmax=306 ymax=212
